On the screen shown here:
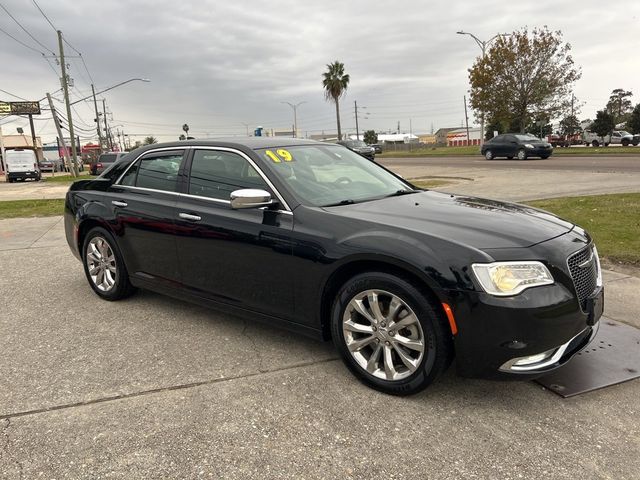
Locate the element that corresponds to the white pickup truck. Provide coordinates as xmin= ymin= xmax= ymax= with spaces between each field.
xmin=583 ymin=130 xmax=638 ymax=147
xmin=5 ymin=149 xmax=41 ymax=182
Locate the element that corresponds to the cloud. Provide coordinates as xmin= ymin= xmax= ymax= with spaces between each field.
xmin=1 ymin=0 xmax=639 ymax=143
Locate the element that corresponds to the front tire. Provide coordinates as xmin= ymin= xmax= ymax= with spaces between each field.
xmin=331 ymin=272 xmax=453 ymax=395
xmin=82 ymin=227 xmax=136 ymax=301
xmin=484 ymin=150 xmax=494 ymax=160
xmin=517 ymin=149 xmax=527 ymax=160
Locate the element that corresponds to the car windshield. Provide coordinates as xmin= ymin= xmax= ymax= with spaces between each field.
xmin=347 ymin=140 xmax=368 ymax=148
xmin=258 ymin=145 xmax=414 ymax=207
xmin=514 ymin=134 xmax=540 ymax=141
xmin=618 ymin=131 xmax=631 ymax=136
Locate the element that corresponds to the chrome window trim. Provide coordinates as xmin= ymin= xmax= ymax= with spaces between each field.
xmin=113 ymin=145 xmax=293 ymax=214
xmin=117 ymin=185 xmax=181 ymax=196
xmin=188 ymin=146 xmax=292 ymax=212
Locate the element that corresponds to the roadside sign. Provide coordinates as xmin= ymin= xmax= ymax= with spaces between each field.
xmin=0 ymin=101 xmax=41 ymax=115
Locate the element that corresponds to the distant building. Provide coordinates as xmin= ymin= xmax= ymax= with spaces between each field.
xmin=0 ymin=134 xmax=43 ymax=166
xmin=434 ymin=127 xmax=458 ymax=145
xmin=375 ymin=133 xmax=419 ymax=144
xmin=446 ymin=127 xmax=482 ymax=147
xmin=417 ymin=133 xmax=436 ymax=144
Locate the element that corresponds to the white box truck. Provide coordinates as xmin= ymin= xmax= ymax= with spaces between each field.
xmin=5 ymin=149 xmax=41 ymax=182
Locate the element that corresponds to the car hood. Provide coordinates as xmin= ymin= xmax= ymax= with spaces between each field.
xmin=323 ymin=191 xmax=574 ymax=249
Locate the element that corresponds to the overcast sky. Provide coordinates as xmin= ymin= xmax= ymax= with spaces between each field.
xmin=1 ymin=0 xmax=639 ymax=144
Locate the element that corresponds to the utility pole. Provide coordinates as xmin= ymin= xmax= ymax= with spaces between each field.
xmin=57 ymin=30 xmax=78 ymax=177
xmin=28 ymin=114 xmax=38 ymax=160
xmin=457 ymin=30 xmax=509 ymax=146
xmin=46 ymin=93 xmax=71 ymax=172
xmin=0 ymin=125 xmax=6 ymax=174
xmin=464 ymin=95 xmax=470 ymax=146
xmin=354 ymin=101 xmax=360 ymax=140
xmin=91 ymin=84 xmax=104 ymax=153
xmin=102 ymin=99 xmax=111 ymax=150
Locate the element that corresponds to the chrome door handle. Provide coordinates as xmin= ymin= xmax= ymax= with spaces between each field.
xmin=112 ymin=200 xmax=128 ymax=208
xmin=179 ymin=212 xmax=202 ymax=222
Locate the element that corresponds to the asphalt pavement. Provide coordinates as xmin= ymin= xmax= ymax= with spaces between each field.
xmin=1 ymin=216 xmax=639 ymax=479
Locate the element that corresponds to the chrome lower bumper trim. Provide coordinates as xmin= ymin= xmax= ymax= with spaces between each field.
xmin=499 ymin=322 xmax=599 ymax=373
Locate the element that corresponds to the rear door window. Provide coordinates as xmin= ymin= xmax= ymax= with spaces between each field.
xmin=119 ymin=151 xmax=184 ymax=192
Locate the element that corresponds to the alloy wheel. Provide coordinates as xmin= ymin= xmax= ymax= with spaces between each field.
xmin=86 ymin=236 xmax=117 ymax=292
xmin=342 ymin=289 xmax=425 ymax=381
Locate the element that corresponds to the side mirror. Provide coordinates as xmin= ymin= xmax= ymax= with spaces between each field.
xmin=230 ymin=189 xmax=273 ymax=209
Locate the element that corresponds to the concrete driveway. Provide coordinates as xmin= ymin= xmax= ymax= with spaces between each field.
xmin=1 ymin=217 xmax=639 ymax=479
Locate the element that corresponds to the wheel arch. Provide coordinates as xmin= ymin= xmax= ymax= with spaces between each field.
xmin=319 ymin=257 xmax=452 ymax=341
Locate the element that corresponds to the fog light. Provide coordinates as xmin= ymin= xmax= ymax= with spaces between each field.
xmin=512 ymin=349 xmax=554 ymax=366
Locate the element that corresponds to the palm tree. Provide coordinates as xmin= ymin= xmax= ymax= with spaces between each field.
xmin=322 ymin=61 xmax=350 ymax=140
xmin=143 ymin=136 xmax=158 ymax=145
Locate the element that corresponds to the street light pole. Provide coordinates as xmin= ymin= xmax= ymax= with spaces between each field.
xmin=456 ymin=30 xmax=509 ymax=145
xmin=282 ymin=101 xmax=306 ymax=138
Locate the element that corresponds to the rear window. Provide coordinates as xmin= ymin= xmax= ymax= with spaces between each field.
xmin=99 ymin=154 xmax=117 ymax=163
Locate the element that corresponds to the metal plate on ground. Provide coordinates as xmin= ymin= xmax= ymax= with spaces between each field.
xmin=536 ymin=319 xmax=640 ymax=397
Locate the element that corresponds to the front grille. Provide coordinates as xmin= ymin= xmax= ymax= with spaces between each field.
xmin=567 ymin=246 xmax=599 ymax=311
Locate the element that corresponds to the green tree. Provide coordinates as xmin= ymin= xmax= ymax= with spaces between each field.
xmin=363 ymin=130 xmax=377 ymax=144
xmin=627 ymin=104 xmax=640 ymax=134
xmin=525 ymin=115 xmax=552 ymax=138
xmin=469 ymin=27 xmax=581 ymax=133
xmin=590 ymin=110 xmax=615 ymax=139
xmin=143 ymin=136 xmax=158 ymax=145
xmin=484 ymin=116 xmax=505 ymax=140
xmin=559 ymin=114 xmax=581 ymax=136
xmin=606 ymin=89 xmax=633 ymax=123
xmin=322 ymin=60 xmax=350 ymax=140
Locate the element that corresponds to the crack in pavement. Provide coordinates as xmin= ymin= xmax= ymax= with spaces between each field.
xmin=1 ymin=418 xmax=24 ymax=479
xmin=241 ymin=319 xmax=267 ymax=373
xmin=0 ymin=357 xmax=339 ymax=422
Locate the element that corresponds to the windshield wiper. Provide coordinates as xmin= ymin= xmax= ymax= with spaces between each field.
xmin=321 ymin=199 xmax=356 ymax=207
xmin=384 ymin=189 xmax=419 ymax=198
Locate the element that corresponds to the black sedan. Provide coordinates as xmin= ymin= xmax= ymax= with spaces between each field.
xmin=336 ymin=139 xmax=376 ymax=160
xmin=64 ymin=138 xmax=602 ymax=395
xmin=481 ymin=134 xmax=553 ymax=160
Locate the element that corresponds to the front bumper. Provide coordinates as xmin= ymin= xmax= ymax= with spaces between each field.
xmin=448 ymin=281 xmax=603 ymax=379
xmin=527 ymin=147 xmax=553 ymax=157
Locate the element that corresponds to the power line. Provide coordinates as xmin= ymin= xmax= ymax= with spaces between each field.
xmin=0 ymin=25 xmax=45 ymax=54
xmin=29 ymin=0 xmax=97 ymax=86
xmin=0 ymin=2 xmax=56 ymax=55
xmin=0 ymin=89 xmax=28 ymax=100
xmin=30 ymin=0 xmax=56 ymax=31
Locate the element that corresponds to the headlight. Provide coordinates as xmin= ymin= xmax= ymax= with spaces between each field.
xmin=524 ymin=143 xmax=534 ymax=149
xmin=471 ymin=261 xmax=554 ymax=296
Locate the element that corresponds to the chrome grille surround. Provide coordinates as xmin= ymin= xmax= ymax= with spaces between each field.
xmin=567 ymin=245 xmax=599 ymax=311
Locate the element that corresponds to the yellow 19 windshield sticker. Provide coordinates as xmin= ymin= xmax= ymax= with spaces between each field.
xmin=265 ymin=149 xmax=294 ymax=163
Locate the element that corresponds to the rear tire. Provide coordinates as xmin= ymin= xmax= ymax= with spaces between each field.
xmin=82 ymin=227 xmax=136 ymax=301
xmin=331 ymin=272 xmax=453 ymax=396
xmin=592 ymin=140 xmax=600 ymax=147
